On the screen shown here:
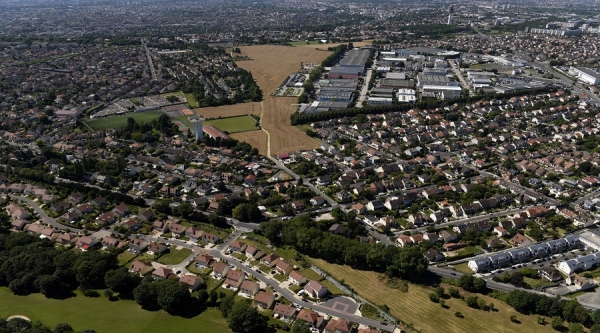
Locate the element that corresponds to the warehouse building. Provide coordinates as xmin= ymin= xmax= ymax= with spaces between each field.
xmin=570 ymin=67 xmax=600 ymax=85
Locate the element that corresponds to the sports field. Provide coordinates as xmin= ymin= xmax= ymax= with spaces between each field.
xmin=205 ymin=116 xmax=258 ymax=133
xmin=86 ymin=111 xmax=162 ymax=131
xmin=0 ymin=287 xmax=229 ymax=333
xmin=311 ymin=258 xmax=543 ymax=333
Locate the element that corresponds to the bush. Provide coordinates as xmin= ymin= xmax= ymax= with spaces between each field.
xmin=455 ymin=311 xmax=464 ymax=318
xmin=435 ymin=286 xmax=445 ymax=298
xmin=429 ymin=293 xmax=440 ymax=303
xmin=448 ymin=287 xmax=460 ymax=298
xmin=510 ymin=315 xmax=520 ymax=323
xmin=83 ymin=289 xmax=100 ymax=298
xmin=465 ymin=295 xmax=479 ymax=309
xmin=551 ymin=316 xmax=563 ymax=330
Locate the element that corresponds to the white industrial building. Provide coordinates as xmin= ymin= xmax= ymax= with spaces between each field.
xmin=570 ymin=67 xmax=600 ymax=85
xmin=397 ymin=89 xmax=416 ymax=103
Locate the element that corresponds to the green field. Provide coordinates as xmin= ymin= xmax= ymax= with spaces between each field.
xmin=86 ymin=111 xmax=162 ymax=131
xmin=0 ymin=288 xmax=230 ymax=333
xmin=184 ymin=93 xmax=200 ymax=108
xmin=290 ymin=41 xmax=322 ymax=46
xmin=156 ymin=248 xmax=193 ymax=265
xmin=205 ymin=116 xmax=257 ymax=133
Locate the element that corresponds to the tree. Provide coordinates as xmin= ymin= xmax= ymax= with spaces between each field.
xmin=568 ymin=323 xmax=585 ymax=333
xmin=563 ymin=300 xmax=589 ymax=324
xmin=133 ymin=280 xmax=158 ymax=309
xmin=220 ymin=295 xmax=236 ymax=318
xmin=104 ymin=267 xmax=142 ymax=298
xmin=177 ymin=202 xmax=194 ymax=219
xmin=227 ymin=300 xmax=269 ymax=333
xmin=54 ymin=323 xmax=75 ymax=333
xmin=551 ymin=316 xmax=563 ymax=330
xmin=156 ymin=279 xmax=192 ymax=314
xmin=465 ymin=295 xmax=479 ymax=308
xmin=590 ymin=324 xmax=600 ymax=333
xmin=448 ymin=287 xmax=460 ymax=298
xmin=435 ymin=286 xmax=445 ymax=298
xmin=291 ymin=320 xmax=312 ymax=333
xmin=429 ymin=293 xmax=440 ymax=303
xmin=7 ymin=318 xmax=32 ymax=331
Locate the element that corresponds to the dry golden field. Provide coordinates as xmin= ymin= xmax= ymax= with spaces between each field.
xmin=234 ymin=45 xmax=328 ymax=155
xmin=296 ymin=40 xmax=374 ymax=49
xmin=192 ymin=102 xmax=261 ymax=119
xmin=310 ymin=258 xmax=546 ymax=333
xmin=231 ymin=130 xmax=268 ymax=155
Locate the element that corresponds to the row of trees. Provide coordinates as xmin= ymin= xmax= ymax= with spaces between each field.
xmin=259 ymin=215 xmax=428 ymax=280
xmin=291 ymin=86 xmax=558 ymax=125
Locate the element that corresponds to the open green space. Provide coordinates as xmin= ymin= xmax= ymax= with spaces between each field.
xmin=117 ymin=251 xmax=138 ymax=266
xmin=205 ymin=116 xmax=257 ymax=133
xmin=290 ymin=41 xmax=322 ymax=46
xmin=86 ymin=110 xmax=162 ymax=131
xmin=156 ymin=248 xmax=193 ymax=265
xmin=452 ymin=263 xmax=474 ymax=275
xmin=184 ymin=93 xmax=200 ymax=108
xmin=0 ymin=288 xmax=229 ymax=333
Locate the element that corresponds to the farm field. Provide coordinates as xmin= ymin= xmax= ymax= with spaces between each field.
xmin=311 ymin=258 xmax=543 ymax=333
xmin=235 ymin=45 xmax=326 ymax=155
xmin=193 ymin=102 xmax=261 ymax=119
xmin=0 ymin=287 xmax=229 ymax=333
xmin=86 ymin=110 xmax=162 ymax=131
xmin=295 ymin=40 xmax=374 ymax=49
xmin=205 ymin=116 xmax=258 ymax=133
xmin=231 ymin=130 xmax=268 ymax=155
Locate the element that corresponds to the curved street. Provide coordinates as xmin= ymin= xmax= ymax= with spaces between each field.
xmin=8 ymin=194 xmax=82 ymax=232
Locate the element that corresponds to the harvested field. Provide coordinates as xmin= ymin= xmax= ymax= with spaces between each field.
xmin=311 ymin=258 xmax=544 ymax=333
xmin=235 ymin=45 xmax=327 ymax=155
xmin=295 ymin=40 xmax=374 ymax=49
xmin=192 ymin=102 xmax=261 ymax=119
xmin=231 ymin=130 xmax=268 ymax=155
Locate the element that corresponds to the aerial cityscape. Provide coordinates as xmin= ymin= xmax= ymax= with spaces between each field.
xmin=4 ymin=0 xmax=600 ymax=332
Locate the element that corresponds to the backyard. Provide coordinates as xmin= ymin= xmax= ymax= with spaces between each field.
xmin=156 ymin=248 xmax=193 ymax=265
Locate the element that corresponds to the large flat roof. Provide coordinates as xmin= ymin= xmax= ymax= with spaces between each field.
xmin=339 ymin=49 xmax=371 ymax=67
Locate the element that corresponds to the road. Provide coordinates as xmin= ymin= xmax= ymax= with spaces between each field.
xmin=9 ymin=194 xmax=82 ymax=232
xmin=356 ymin=68 xmax=373 ymax=108
xmin=449 ymin=59 xmax=473 ymax=96
xmin=142 ymin=38 xmax=158 ymax=81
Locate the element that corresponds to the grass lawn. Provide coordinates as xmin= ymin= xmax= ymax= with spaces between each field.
xmin=117 ymin=251 xmax=138 ymax=266
xmin=273 ymin=274 xmax=288 ymax=282
xmin=205 ymin=116 xmax=257 ymax=133
xmin=184 ymin=93 xmax=199 ymax=108
xmin=524 ymin=277 xmax=555 ymax=289
xmin=86 ymin=110 xmax=162 ymax=131
xmin=258 ymin=264 xmax=272 ymax=273
xmin=231 ymin=252 xmax=247 ymax=262
xmin=157 ymin=248 xmax=193 ymax=265
xmin=0 ymin=288 xmax=228 ymax=333
xmin=319 ymin=280 xmax=347 ymax=296
xmin=136 ymin=252 xmax=157 ymax=263
xmin=300 ymin=268 xmax=324 ymax=282
xmin=453 ymin=263 xmax=474 ymax=275
xmin=311 ymin=258 xmax=544 ymax=333
xmin=289 ymin=284 xmax=302 ymax=293
xmin=205 ymin=277 xmax=223 ymax=292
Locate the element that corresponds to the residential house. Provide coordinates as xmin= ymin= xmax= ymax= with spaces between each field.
xmin=129 ymin=260 xmax=153 ymax=276
xmin=296 ymin=309 xmax=325 ymax=329
xmin=129 ymin=238 xmax=148 ymax=253
xmin=511 ymin=234 xmax=533 ymax=247
xmin=147 ymin=242 xmax=169 ymax=255
xmin=195 ymin=254 xmax=214 ymax=269
xmin=273 ymin=303 xmax=297 ymax=322
xmin=254 ymin=291 xmax=276 ymax=309
xmin=75 ymin=236 xmax=98 ymax=251
xmin=289 ymin=270 xmax=308 ymax=285
xmin=186 ymin=227 xmax=203 ymax=241
xmin=154 ymin=221 xmax=170 ymax=233
xmin=212 ymin=262 xmax=230 ymax=279
xmin=329 ymin=224 xmax=348 ymax=235
xmin=170 ymin=223 xmax=188 ymax=236
xmin=179 ymin=275 xmax=203 ymax=292
xmin=113 ymin=203 xmax=130 ymax=217
xmin=138 ymin=209 xmax=155 ymax=222
xmin=96 ymin=212 xmax=116 ymax=225
xmin=304 ymin=280 xmax=328 ymax=298
xmin=224 ymin=270 xmax=245 ymax=289
xmin=10 ymin=219 xmax=28 ymax=231
xmin=275 ymin=260 xmax=293 ymax=275
xmin=202 ymin=232 xmax=220 ymax=244
xmin=324 ymin=318 xmax=353 ymax=333
xmin=229 ymin=240 xmax=247 ymax=253
xmin=101 ymin=236 xmax=122 ymax=249
xmin=245 ymin=246 xmax=259 ymax=258
xmin=153 ymin=266 xmax=174 ymax=279
xmin=68 ymin=192 xmax=85 ymax=205
xmin=240 ymin=280 xmax=260 ymax=297
xmin=56 ymin=233 xmax=78 ymax=246
xmin=261 ymin=253 xmax=280 ymax=267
